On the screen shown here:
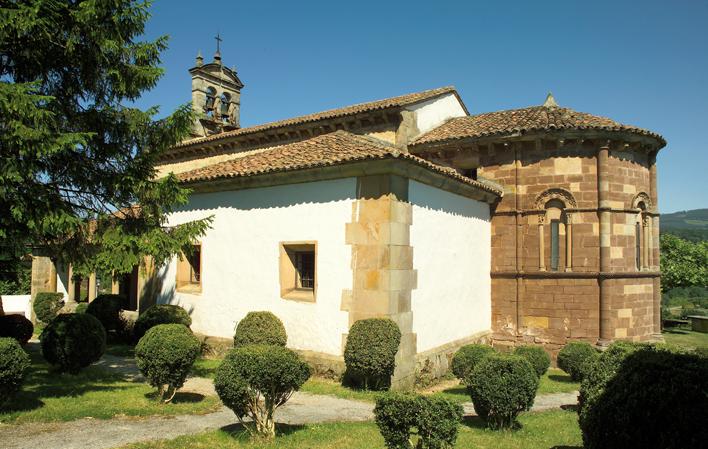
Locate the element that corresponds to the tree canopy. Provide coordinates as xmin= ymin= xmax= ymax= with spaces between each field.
xmin=660 ymin=233 xmax=708 ymax=291
xmin=0 ymin=0 xmax=210 ymax=276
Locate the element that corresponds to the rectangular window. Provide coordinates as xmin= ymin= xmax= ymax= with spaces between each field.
xmin=176 ymin=244 xmax=202 ymax=293
xmin=636 ymin=222 xmax=642 ymax=270
xmin=550 ymin=220 xmax=560 ymax=271
xmin=280 ymin=242 xmax=316 ymax=302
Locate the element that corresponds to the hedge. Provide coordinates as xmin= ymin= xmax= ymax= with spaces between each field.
xmin=513 ymin=345 xmax=551 ymax=377
xmin=557 ymin=341 xmax=599 ymax=382
xmin=133 ymin=304 xmax=191 ymax=341
xmin=451 ymin=344 xmax=495 ymax=382
xmin=344 ymin=318 xmax=401 ymax=390
xmin=86 ymin=294 xmax=125 ymax=332
xmin=33 ymin=292 xmax=64 ymax=324
xmin=135 ymin=324 xmax=201 ymax=402
xmin=374 ymin=392 xmax=463 ymax=449
xmin=0 ymin=337 xmax=31 ymax=406
xmin=0 ymin=314 xmax=34 ymax=345
xmin=233 ymin=311 xmax=287 ymax=348
xmin=579 ymin=345 xmax=708 ymax=449
xmin=467 ymin=354 xmax=539 ymax=429
xmin=214 ymin=344 xmax=310 ymax=439
xmin=40 ymin=313 xmax=106 ymax=373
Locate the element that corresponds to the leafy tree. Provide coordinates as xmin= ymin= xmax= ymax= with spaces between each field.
xmin=0 ymin=0 xmax=210 ymax=280
xmin=660 ymin=234 xmax=708 ymax=291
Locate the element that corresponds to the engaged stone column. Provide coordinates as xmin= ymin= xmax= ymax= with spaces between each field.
xmin=538 ymin=215 xmax=546 ymax=271
xmin=597 ymin=142 xmax=612 ymax=344
xmin=30 ymin=255 xmax=58 ymax=322
xmin=565 ymin=214 xmax=573 ymax=272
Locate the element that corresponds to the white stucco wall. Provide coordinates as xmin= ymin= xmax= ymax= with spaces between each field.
xmin=157 ymin=178 xmax=355 ymax=356
xmin=409 ymin=181 xmax=491 ymax=352
xmin=408 ymin=93 xmax=467 ymax=135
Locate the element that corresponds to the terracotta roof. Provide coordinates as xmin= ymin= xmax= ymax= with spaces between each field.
xmin=172 ymin=86 xmax=461 ymax=150
xmin=412 ymin=104 xmax=665 ymax=147
xmin=176 ymin=130 xmax=502 ymax=196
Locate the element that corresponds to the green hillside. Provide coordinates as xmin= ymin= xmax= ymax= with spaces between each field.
xmin=661 ymin=208 xmax=708 ymax=241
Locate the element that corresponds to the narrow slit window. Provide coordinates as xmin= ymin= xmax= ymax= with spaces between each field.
xmin=188 ymin=245 xmax=201 ymax=284
xmin=550 ymin=220 xmax=560 ymax=271
xmin=636 ymin=222 xmax=642 ymax=270
xmin=280 ymin=242 xmax=316 ymax=302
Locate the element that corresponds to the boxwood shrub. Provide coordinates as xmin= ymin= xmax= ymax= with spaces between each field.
xmin=513 ymin=345 xmax=551 ymax=377
xmin=133 ymin=304 xmax=192 ymax=341
xmin=344 ymin=318 xmax=401 ymax=390
xmin=75 ymin=303 xmax=88 ymax=314
xmin=86 ymin=294 xmax=125 ymax=332
xmin=33 ymin=292 xmax=65 ymax=324
xmin=557 ymin=341 xmax=599 ymax=381
xmin=579 ymin=345 xmax=708 ymax=449
xmin=451 ymin=344 xmax=495 ymax=382
xmin=578 ymin=340 xmax=643 ymax=421
xmin=374 ymin=392 xmax=463 ymax=449
xmin=0 ymin=337 xmax=31 ymax=406
xmin=40 ymin=313 xmax=106 ymax=373
xmin=214 ymin=344 xmax=310 ymax=439
xmin=467 ymin=353 xmax=539 ymax=429
xmin=233 ymin=311 xmax=287 ymax=348
xmin=135 ymin=324 xmax=201 ymax=402
xmin=0 ymin=314 xmax=34 ymax=345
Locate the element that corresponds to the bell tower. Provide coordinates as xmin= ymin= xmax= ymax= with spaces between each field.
xmin=189 ymin=34 xmax=244 ymax=138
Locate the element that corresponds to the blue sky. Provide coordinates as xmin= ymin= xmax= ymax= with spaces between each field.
xmin=136 ymin=0 xmax=708 ymax=213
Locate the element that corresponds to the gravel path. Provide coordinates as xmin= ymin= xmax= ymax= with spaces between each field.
xmin=1 ymin=352 xmax=579 ymax=449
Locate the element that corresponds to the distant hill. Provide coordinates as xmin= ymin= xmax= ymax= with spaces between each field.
xmin=661 ymin=209 xmax=708 ymax=241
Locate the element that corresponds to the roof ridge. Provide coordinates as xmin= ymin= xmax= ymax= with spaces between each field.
xmin=173 ymin=86 xmax=458 ymax=151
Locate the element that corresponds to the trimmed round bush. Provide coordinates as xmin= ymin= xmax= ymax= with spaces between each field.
xmin=451 ymin=344 xmax=496 ymax=382
xmin=215 ymin=344 xmax=311 ymax=438
xmin=40 ymin=313 xmax=106 ymax=373
xmin=133 ymin=304 xmax=191 ymax=341
xmin=233 ymin=311 xmax=287 ymax=348
xmin=513 ymin=345 xmax=551 ymax=377
xmin=74 ymin=303 xmax=88 ymax=314
xmin=86 ymin=294 xmax=125 ymax=331
xmin=557 ymin=341 xmax=599 ymax=381
xmin=344 ymin=318 xmax=401 ymax=390
xmin=467 ymin=354 xmax=539 ymax=429
xmin=579 ymin=346 xmax=708 ymax=449
xmin=374 ymin=392 xmax=463 ymax=449
xmin=0 ymin=337 xmax=31 ymax=406
xmin=0 ymin=314 xmax=34 ymax=345
xmin=578 ymin=340 xmax=644 ymax=421
xmin=135 ymin=324 xmax=201 ymax=402
xmin=33 ymin=292 xmax=64 ymax=324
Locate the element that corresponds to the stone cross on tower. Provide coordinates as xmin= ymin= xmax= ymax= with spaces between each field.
xmin=188 ymin=37 xmax=244 ymax=138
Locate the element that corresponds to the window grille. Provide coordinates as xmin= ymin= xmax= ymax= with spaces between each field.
xmin=295 ymin=251 xmax=315 ymax=289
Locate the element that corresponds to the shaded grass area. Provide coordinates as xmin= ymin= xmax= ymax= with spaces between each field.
xmin=120 ymin=409 xmax=582 ymax=449
xmin=300 ymin=378 xmax=384 ymax=403
xmin=190 ymin=357 xmax=222 ymax=379
xmin=663 ymin=328 xmax=708 ymax=349
xmin=0 ymin=346 xmax=220 ymax=424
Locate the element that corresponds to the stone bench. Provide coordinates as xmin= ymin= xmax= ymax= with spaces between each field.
xmin=687 ymin=315 xmax=708 ymax=333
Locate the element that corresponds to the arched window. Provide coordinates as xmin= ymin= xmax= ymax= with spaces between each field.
xmin=535 ymin=189 xmax=576 ymax=272
xmin=632 ymin=193 xmax=652 ymax=271
xmin=204 ymin=87 xmax=216 ymax=115
xmin=219 ymin=92 xmax=231 ymax=122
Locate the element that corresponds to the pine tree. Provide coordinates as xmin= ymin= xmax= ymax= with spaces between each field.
xmin=0 ymin=0 xmax=211 ymax=276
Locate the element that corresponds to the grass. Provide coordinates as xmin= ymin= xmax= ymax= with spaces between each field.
xmin=662 ymin=328 xmax=708 ymax=350
xmin=190 ymin=357 xmax=222 ymax=378
xmin=0 ymin=345 xmax=221 ymax=424
xmin=300 ymin=378 xmax=384 ymax=403
xmin=119 ymin=409 xmax=582 ymax=449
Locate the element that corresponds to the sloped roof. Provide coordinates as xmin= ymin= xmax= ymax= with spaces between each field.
xmin=412 ymin=104 xmax=665 ymax=147
xmin=172 ymin=86 xmax=461 ymax=150
xmin=176 ymin=130 xmax=502 ymax=196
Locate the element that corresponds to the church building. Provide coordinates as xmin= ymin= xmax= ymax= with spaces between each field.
xmin=32 ymin=49 xmax=666 ymax=387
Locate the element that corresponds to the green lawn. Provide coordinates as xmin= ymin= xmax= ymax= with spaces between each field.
xmin=0 ymin=347 xmax=220 ymax=424
xmin=301 ymin=378 xmax=384 ymax=403
xmin=662 ymin=328 xmax=708 ymax=350
xmin=190 ymin=357 xmax=222 ymax=378
xmin=119 ymin=409 xmax=582 ymax=449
